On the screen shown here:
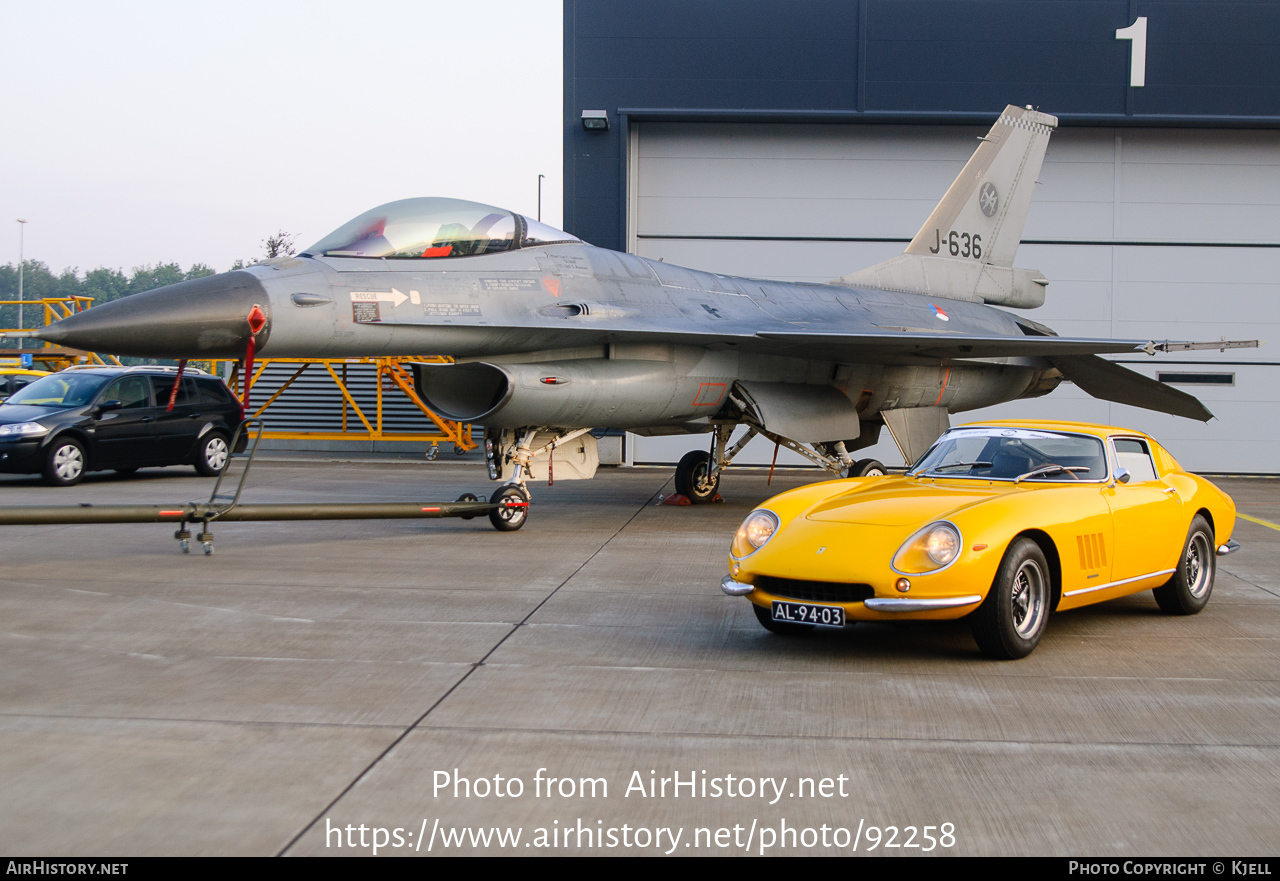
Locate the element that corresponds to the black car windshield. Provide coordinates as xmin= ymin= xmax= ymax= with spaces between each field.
xmin=912 ymin=427 xmax=1108 ymax=482
xmin=5 ymin=373 xmax=111 ymax=408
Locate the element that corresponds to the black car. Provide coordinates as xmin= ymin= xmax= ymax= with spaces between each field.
xmin=0 ymin=367 xmax=244 ymax=486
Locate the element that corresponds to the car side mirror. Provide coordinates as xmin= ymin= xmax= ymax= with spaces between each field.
xmin=96 ymin=399 xmax=124 ymax=415
xmin=1115 ymin=467 xmax=1131 ymax=484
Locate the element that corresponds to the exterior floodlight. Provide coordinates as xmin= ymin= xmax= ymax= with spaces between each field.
xmin=581 ymin=110 xmax=609 ymax=131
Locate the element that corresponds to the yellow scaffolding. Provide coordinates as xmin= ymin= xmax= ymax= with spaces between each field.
xmin=226 ymin=357 xmax=476 ymax=452
xmin=0 ymin=296 xmax=123 ymax=370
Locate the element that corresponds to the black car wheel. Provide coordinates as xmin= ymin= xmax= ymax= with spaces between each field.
xmin=194 ymin=432 xmax=230 ymax=476
xmin=1153 ymin=515 xmax=1215 ymax=615
xmin=971 ymin=537 xmax=1051 ymax=659
xmin=43 ymin=437 xmax=87 ymax=487
xmin=674 ymin=450 xmax=719 ymax=503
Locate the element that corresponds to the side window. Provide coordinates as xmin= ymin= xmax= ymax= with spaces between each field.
xmin=195 ymin=378 xmax=233 ymax=404
xmin=154 ymin=375 xmax=196 ymax=407
xmin=103 ymin=376 xmax=153 ymax=409
xmin=1113 ymin=438 xmax=1158 ymax=482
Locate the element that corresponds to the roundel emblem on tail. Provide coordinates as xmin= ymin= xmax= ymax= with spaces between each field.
xmin=979 ymin=182 xmax=999 ymax=217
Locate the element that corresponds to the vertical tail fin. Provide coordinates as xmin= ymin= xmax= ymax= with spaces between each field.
xmin=837 ymin=104 xmax=1057 ymax=309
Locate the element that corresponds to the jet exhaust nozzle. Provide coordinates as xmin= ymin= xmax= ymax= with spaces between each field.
xmin=33 ymin=271 xmax=271 ymax=359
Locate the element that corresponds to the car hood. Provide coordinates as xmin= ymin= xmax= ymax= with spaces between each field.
xmin=0 ymin=404 xmax=68 ymax=424
xmin=805 ymin=479 xmax=1008 ymax=526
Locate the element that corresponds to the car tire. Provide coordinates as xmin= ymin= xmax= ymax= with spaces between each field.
xmin=1152 ymin=515 xmax=1215 ymax=615
xmin=971 ymin=537 xmax=1051 ymax=659
xmin=752 ymin=602 xmax=815 ymax=636
xmin=674 ymin=450 xmax=719 ymax=503
xmin=43 ymin=437 xmax=87 ymax=487
xmin=488 ymin=485 xmax=530 ymax=532
xmin=194 ymin=432 xmax=230 ymax=476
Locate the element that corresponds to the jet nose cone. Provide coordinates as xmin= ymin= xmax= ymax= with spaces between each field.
xmin=36 ymin=271 xmax=271 ymax=358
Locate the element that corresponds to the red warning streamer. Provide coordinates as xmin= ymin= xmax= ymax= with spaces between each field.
xmin=166 ymin=359 xmax=188 ymax=412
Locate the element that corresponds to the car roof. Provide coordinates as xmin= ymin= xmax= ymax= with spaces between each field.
xmin=957 ymin=419 xmax=1154 ymax=440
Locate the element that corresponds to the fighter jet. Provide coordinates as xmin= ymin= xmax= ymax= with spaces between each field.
xmin=32 ymin=105 xmax=1241 ymax=503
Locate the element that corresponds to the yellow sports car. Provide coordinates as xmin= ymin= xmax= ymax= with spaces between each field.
xmin=722 ymin=420 xmax=1239 ymax=659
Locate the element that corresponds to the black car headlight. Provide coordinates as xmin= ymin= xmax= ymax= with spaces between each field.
xmin=892 ymin=522 xmax=962 ymax=574
xmin=0 ymin=422 xmax=49 ymax=439
xmin=731 ymin=509 xmax=780 ymax=559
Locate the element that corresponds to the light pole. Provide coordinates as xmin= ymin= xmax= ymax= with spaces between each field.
xmin=537 ymin=174 xmax=545 ymax=222
xmin=16 ymin=219 xmax=27 ymax=348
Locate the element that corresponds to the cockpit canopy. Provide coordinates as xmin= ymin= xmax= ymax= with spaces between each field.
xmin=302 ymin=197 xmax=580 ymax=260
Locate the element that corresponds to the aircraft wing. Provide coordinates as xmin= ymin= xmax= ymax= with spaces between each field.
xmin=753 ymin=331 xmax=1147 ymax=360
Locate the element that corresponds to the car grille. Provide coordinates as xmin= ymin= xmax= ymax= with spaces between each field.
xmin=753 ymin=576 xmax=874 ymax=604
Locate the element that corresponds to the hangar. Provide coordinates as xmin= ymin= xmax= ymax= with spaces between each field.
xmin=563 ymin=0 xmax=1280 ymax=473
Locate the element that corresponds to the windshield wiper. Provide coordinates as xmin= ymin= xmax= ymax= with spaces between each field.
xmin=1015 ymin=464 xmax=1091 ymax=483
xmin=913 ymin=461 xmax=992 ymax=477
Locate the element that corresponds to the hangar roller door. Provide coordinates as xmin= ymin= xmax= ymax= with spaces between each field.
xmin=626 ymin=122 xmax=1280 ymax=474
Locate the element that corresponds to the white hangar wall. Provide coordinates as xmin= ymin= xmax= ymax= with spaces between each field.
xmin=624 ymin=121 xmax=1280 ymax=474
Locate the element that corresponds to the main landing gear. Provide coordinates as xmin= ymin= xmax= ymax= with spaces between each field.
xmin=667 ymin=417 xmax=887 ymax=505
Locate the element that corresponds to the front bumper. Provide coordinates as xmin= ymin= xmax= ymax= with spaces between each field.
xmin=721 ymin=575 xmax=983 ymax=618
xmin=0 ymin=440 xmax=45 ymax=473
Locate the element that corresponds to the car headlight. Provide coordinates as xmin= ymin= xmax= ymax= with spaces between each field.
xmin=0 ymin=422 xmax=49 ymax=438
xmin=892 ymin=521 xmax=962 ymax=573
xmin=731 ymin=509 xmax=780 ymax=558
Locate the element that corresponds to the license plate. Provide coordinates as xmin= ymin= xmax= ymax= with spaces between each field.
xmin=772 ymin=600 xmax=845 ymax=628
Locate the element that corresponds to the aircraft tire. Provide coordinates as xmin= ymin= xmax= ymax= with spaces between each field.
xmin=489 ymin=485 xmax=530 ymax=532
xmin=1153 ymin=515 xmax=1215 ymax=615
xmin=674 ymin=450 xmax=719 ymax=504
xmin=848 ymin=458 xmax=887 ymax=478
xmin=752 ymin=602 xmax=815 ymax=636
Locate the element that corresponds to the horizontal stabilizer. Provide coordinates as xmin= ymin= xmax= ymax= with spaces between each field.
xmin=1048 ymin=355 xmax=1213 ymax=422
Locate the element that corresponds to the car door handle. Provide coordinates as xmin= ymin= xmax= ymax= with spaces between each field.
xmin=1163 ymin=487 xmax=1178 ymax=494
xmin=142 ymin=417 xmax=155 ymax=423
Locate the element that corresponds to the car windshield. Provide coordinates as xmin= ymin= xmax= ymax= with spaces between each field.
xmin=911 ymin=428 xmax=1108 ymax=482
xmin=5 ymin=373 xmax=111 ymax=408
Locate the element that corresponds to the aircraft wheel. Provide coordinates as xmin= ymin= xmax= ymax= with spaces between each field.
xmin=489 ymin=485 xmax=530 ymax=532
xmin=674 ymin=450 xmax=719 ymax=504
xmin=846 ymin=458 xmax=887 ymax=478
xmin=752 ymin=602 xmax=815 ymax=636
xmin=43 ymin=437 xmax=87 ymax=487
xmin=456 ymin=492 xmax=480 ymax=520
xmin=1153 ymin=515 xmax=1215 ymax=615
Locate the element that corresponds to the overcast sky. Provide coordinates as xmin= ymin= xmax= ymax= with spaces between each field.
xmin=0 ymin=0 xmax=563 ymax=275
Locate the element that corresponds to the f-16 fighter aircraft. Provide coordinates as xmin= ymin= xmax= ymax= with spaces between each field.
xmin=32 ymin=105 xmax=1246 ymax=503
